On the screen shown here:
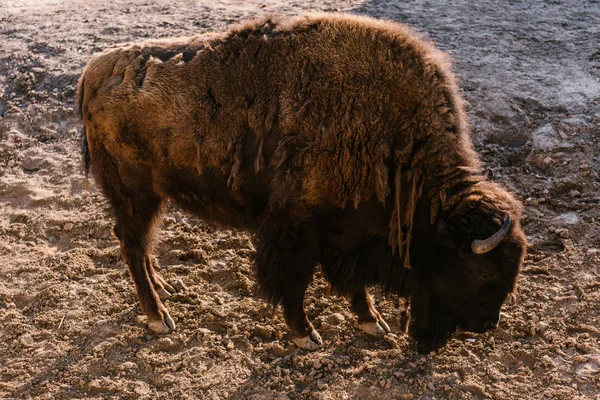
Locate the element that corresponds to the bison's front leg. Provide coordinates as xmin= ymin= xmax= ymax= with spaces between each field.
xmin=351 ymin=289 xmax=391 ymax=336
xmin=254 ymin=214 xmax=322 ymax=350
xmin=281 ymin=287 xmax=323 ymax=350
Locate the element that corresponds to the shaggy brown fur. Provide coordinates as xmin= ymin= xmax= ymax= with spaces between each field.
xmin=78 ymin=13 xmax=527 ymax=352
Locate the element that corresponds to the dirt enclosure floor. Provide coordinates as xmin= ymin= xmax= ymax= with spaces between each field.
xmin=1 ymin=0 xmax=599 ymax=399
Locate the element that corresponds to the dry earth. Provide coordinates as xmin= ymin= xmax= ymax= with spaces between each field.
xmin=1 ymin=0 xmax=599 ymax=399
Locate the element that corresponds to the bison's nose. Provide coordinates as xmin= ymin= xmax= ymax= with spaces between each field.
xmin=483 ymin=320 xmax=498 ymax=330
xmin=480 ymin=315 xmax=500 ymax=331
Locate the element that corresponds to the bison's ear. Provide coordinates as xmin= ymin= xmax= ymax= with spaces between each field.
xmin=434 ymin=217 xmax=461 ymax=250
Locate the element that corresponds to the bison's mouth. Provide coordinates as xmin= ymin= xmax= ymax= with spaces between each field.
xmin=459 ymin=313 xmax=501 ymax=334
xmin=412 ymin=314 xmax=499 ymax=353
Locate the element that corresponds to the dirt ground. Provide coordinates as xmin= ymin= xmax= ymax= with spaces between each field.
xmin=1 ymin=0 xmax=599 ymax=399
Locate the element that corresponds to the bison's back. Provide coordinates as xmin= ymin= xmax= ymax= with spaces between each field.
xmin=79 ymin=13 xmax=479 ymax=229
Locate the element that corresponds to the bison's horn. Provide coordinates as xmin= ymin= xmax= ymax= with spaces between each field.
xmin=471 ymin=213 xmax=511 ymax=254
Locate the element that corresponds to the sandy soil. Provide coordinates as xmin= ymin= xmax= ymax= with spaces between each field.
xmin=1 ymin=0 xmax=599 ymax=399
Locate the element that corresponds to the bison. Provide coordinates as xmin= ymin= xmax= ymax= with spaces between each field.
xmin=77 ymin=13 xmax=527 ymax=353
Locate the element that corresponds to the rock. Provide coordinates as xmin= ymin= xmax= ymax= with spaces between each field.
xmin=586 ymin=248 xmax=599 ymax=256
xmin=537 ymin=321 xmax=548 ymax=332
xmin=172 ymin=279 xmax=187 ymax=292
xmin=252 ymin=325 xmax=272 ymax=340
xmin=542 ymin=156 xmax=554 ymax=165
xmin=63 ymin=223 xmax=74 ymax=232
xmin=556 ymin=228 xmax=569 ymax=238
xmin=554 ymin=212 xmax=579 ymax=225
xmin=21 ymin=148 xmax=52 ymax=171
xmin=20 ymin=333 xmax=36 ymax=347
xmin=316 ymin=381 xmax=328 ymax=390
xmin=210 ymin=260 xmax=226 ymax=270
xmin=392 ymin=394 xmax=413 ymax=400
xmin=264 ymin=342 xmax=290 ymax=357
xmin=531 ymin=123 xmax=570 ymax=151
xmin=157 ymin=337 xmax=178 ymax=352
xmin=325 ymin=313 xmax=345 ymax=325
xmin=454 ymin=382 xmax=487 ymax=398
xmin=7 ymin=159 xmax=15 ymax=168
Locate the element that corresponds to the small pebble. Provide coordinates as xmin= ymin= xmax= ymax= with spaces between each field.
xmin=20 ymin=333 xmax=35 ymax=347
xmin=586 ymin=249 xmax=599 ymax=256
xmin=157 ymin=337 xmax=175 ymax=351
xmin=557 ymin=229 xmax=569 ymax=238
xmin=316 ymin=381 xmax=328 ymax=390
xmin=326 ymin=313 xmax=345 ymax=325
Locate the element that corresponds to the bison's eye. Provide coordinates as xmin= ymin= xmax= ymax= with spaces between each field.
xmin=479 ymin=269 xmax=498 ymax=281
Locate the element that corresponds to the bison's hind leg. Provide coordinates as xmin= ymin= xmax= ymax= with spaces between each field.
xmin=113 ymin=224 xmax=177 ymax=300
xmin=147 ymin=255 xmax=177 ymax=299
xmin=254 ymin=214 xmax=322 ymax=350
xmin=113 ymin=191 xmax=174 ymax=334
xmin=89 ymin=140 xmax=174 ymax=334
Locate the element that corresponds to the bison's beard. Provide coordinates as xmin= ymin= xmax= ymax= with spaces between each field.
xmin=408 ymin=288 xmax=458 ymax=353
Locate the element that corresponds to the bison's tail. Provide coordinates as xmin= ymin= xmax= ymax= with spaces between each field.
xmin=82 ymin=126 xmax=90 ymax=180
xmin=76 ymin=74 xmax=91 ymax=182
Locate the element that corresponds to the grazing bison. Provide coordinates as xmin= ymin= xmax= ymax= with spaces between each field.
xmin=77 ymin=13 xmax=527 ymax=353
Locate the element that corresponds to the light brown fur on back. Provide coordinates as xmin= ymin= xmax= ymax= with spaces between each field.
xmin=79 ymin=13 xmax=482 ymax=261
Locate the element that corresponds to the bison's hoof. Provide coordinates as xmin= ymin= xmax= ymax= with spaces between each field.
xmin=154 ymin=275 xmax=178 ymax=298
xmin=358 ymin=319 xmax=391 ymax=336
xmin=292 ymin=329 xmax=323 ymax=351
xmin=156 ymin=287 xmax=173 ymax=299
xmin=148 ymin=314 xmax=176 ymax=334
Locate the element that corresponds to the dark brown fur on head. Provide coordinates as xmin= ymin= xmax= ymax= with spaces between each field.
xmin=407 ymin=180 xmax=527 ymax=353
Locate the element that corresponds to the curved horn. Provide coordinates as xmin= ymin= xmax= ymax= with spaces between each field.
xmin=471 ymin=213 xmax=511 ymax=254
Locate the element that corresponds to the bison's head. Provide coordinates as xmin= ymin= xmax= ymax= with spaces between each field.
xmin=408 ymin=182 xmax=527 ymax=353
